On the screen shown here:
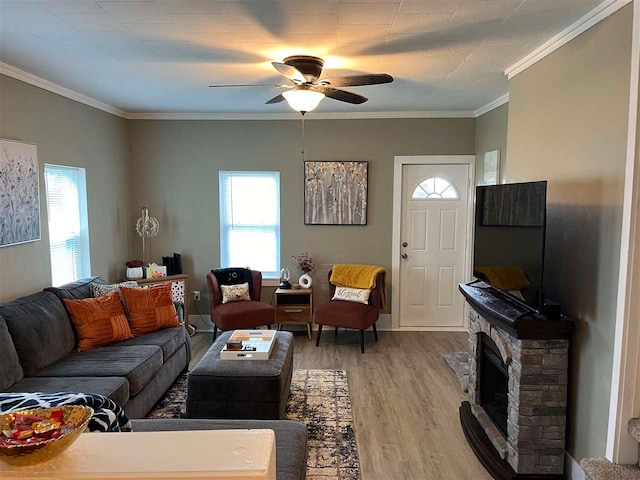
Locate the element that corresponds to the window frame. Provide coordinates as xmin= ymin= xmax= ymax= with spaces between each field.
xmin=219 ymin=171 xmax=281 ymax=279
xmin=44 ymin=163 xmax=91 ymax=286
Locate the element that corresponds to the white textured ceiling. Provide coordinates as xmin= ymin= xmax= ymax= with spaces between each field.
xmin=0 ymin=0 xmax=603 ymax=114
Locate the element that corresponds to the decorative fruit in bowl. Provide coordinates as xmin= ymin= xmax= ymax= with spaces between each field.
xmin=0 ymin=405 xmax=93 ymax=466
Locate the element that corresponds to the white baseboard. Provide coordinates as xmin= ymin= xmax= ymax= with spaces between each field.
xmin=566 ymin=452 xmax=586 ymax=480
xmin=188 ymin=313 xmax=394 ymax=333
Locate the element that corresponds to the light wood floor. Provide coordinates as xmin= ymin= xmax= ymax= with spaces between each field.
xmin=190 ymin=330 xmax=492 ymax=480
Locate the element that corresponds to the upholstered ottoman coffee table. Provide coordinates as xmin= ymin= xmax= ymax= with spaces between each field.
xmin=186 ymin=331 xmax=294 ymax=420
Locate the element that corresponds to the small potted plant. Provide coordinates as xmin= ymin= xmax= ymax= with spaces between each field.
xmin=292 ymin=253 xmax=315 ymax=289
xmin=125 ymin=259 xmax=144 ymax=280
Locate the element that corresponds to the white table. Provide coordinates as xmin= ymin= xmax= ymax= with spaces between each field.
xmin=0 ymin=429 xmax=276 ymax=479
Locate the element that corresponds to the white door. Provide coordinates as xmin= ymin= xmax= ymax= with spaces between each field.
xmin=399 ymin=164 xmax=470 ymax=328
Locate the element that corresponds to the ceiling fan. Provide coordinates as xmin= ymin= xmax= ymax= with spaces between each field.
xmin=209 ymin=55 xmax=394 ymax=113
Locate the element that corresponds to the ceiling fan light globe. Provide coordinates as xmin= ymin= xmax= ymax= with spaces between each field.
xmin=282 ymin=90 xmax=325 ymax=112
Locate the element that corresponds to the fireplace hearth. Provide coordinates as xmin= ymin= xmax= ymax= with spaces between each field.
xmin=459 ymin=282 xmax=574 ymax=480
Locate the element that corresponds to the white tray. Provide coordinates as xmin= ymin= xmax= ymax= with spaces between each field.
xmin=220 ymin=330 xmax=276 ymax=360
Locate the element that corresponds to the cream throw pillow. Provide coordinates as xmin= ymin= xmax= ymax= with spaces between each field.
xmin=221 ymin=282 xmax=251 ymax=304
xmin=332 ymin=286 xmax=371 ymax=304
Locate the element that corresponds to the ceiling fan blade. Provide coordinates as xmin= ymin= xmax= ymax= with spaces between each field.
xmin=209 ymin=84 xmax=290 ymax=88
xmin=317 ymin=87 xmax=368 ymax=104
xmin=319 ymin=74 xmax=394 ymax=87
xmin=266 ymin=94 xmax=286 ymax=104
xmin=271 ymin=62 xmax=306 ymax=83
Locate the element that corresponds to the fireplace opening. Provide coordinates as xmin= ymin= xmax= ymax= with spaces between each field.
xmin=479 ymin=334 xmax=508 ymax=437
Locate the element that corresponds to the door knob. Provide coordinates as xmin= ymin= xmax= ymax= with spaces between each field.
xmin=402 ymin=242 xmax=408 ymax=247
xmin=401 ymin=253 xmax=408 ymax=259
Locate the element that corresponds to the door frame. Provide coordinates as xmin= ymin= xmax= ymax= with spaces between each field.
xmin=607 ymin=0 xmax=640 ymax=464
xmin=391 ymin=155 xmax=476 ymax=331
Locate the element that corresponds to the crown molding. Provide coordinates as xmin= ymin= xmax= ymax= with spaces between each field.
xmin=0 ymin=62 xmax=128 ymax=119
xmin=126 ymin=110 xmax=477 ymax=120
xmin=506 ymin=0 xmax=632 ymax=79
xmin=474 ymin=94 xmax=509 ymax=117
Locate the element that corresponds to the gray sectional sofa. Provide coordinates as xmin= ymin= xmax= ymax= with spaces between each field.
xmin=0 ymin=276 xmax=308 ymax=480
xmin=0 ymin=276 xmax=191 ymax=419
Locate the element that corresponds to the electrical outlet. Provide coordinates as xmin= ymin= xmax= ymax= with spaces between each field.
xmin=191 ymin=291 xmax=200 ymax=301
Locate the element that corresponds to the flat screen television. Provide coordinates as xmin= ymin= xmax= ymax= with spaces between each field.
xmin=473 ymin=181 xmax=547 ymax=312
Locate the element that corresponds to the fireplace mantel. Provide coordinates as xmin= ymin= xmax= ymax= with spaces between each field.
xmin=459 ymin=282 xmax=574 ymax=339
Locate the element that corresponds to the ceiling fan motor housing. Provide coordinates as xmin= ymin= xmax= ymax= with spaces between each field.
xmin=283 ymin=55 xmax=324 ymax=83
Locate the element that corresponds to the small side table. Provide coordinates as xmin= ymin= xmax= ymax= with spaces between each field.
xmin=275 ymin=287 xmax=313 ymax=340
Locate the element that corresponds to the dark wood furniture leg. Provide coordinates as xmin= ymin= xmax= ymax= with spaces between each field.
xmin=335 ymin=327 xmax=338 ymax=337
xmin=315 ymin=324 xmax=323 ymax=346
xmin=213 ymin=325 xmax=218 ymax=341
xmin=373 ymin=322 xmax=378 ymax=341
xmin=360 ymin=330 xmax=365 ymax=353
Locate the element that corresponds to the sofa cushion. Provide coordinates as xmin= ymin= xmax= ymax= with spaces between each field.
xmin=34 ymin=345 xmax=163 ymax=396
xmin=0 ymin=315 xmax=24 ymax=390
xmin=45 ymin=276 xmax=108 ymax=301
xmin=64 ymin=292 xmax=134 ymax=352
xmin=7 ymin=376 xmax=130 ymax=408
xmin=131 ymin=419 xmax=307 ymax=480
xmin=0 ymin=292 xmax=76 ymax=376
xmin=115 ymin=326 xmax=187 ymax=361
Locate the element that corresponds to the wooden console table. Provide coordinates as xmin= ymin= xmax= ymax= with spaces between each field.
xmin=132 ymin=274 xmax=195 ymax=336
xmin=275 ymin=287 xmax=313 ymax=340
xmin=0 ymin=430 xmax=276 ymax=479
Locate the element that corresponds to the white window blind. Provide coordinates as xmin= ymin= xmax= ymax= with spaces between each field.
xmin=219 ymin=171 xmax=280 ymax=278
xmin=44 ymin=164 xmax=91 ymax=286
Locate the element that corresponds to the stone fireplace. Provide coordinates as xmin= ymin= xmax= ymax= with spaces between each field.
xmin=459 ymin=283 xmax=574 ymax=480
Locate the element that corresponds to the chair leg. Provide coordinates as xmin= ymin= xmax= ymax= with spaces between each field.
xmin=373 ymin=322 xmax=378 ymax=341
xmin=267 ymin=324 xmax=271 ymax=330
xmin=213 ymin=325 xmax=218 ymax=341
xmin=360 ymin=330 xmax=365 ymax=354
xmin=335 ymin=326 xmax=338 ymax=337
xmin=316 ymin=325 xmax=323 ymax=347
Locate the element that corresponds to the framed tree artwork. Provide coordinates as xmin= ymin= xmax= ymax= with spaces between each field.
xmin=304 ymin=161 xmax=368 ymax=225
xmin=0 ymin=139 xmax=40 ymax=247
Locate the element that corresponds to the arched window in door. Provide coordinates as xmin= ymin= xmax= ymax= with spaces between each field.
xmin=412 ymin=177 xmax=459 ymax=200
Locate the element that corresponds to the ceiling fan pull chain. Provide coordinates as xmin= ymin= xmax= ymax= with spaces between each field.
xmin=301 ymin=114 xmax=305 ymax=162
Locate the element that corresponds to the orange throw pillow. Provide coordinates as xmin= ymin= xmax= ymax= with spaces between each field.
xmin=64 ymin=291 xmax=133 ymax=352
xmin=120 ymin=284 xmax=180 ymax=336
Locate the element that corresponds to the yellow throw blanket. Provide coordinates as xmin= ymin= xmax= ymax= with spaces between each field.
xmin=330 ymin=264 xmax=387 ymax=309
xmin=474 ymin=266 xmax=530 ymax=291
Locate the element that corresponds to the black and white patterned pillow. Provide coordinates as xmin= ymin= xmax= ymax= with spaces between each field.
xmin=90 ymin=281 xmax=140 ymax=298
xmin=90 ymin=282 xmax=141 ymax=311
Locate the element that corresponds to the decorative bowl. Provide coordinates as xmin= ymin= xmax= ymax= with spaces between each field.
xmin=0 ymin=405 xmax=93 ymax=466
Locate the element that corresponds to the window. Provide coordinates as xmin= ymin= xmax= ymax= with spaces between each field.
xmin=44 ymin=165 xmax=90 ymax=286
xmin=412 ymin=177 xmax=459 ymax=200
xmin=219 ymin=171 xmax=280 ymax=278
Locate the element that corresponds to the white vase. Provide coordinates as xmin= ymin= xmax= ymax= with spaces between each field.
xmin=126 ymin=267 xmax=143 ymax=280
xmin=299 ymin=273 xmax=312 ymax=289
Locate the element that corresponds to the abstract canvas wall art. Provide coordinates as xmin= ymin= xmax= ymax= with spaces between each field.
xmin=304 ymin=161 xmax=368 ymax=225
xmin=0 ymin=139 xmax=40 ymax=247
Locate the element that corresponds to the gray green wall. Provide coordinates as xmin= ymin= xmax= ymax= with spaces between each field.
xmin=475 ymin=103 xmax=509 ymax=185
xmin=128 ymin=118 xmax=476 ymax=307
xmin=0 ymin=74 xmax=131 ymax=302
xmin=505 ymin=5 xmax=633 ymax=461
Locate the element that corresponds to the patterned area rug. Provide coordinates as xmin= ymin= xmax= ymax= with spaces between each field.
xmin=147 ymin=369 xmax=360 ymax=480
